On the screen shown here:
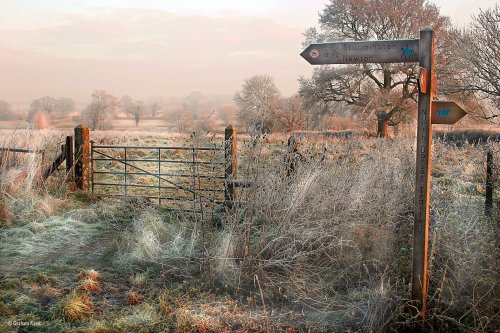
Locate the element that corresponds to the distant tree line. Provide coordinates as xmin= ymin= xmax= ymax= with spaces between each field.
xmin=0 ymin=100 xmax=21 ymax=121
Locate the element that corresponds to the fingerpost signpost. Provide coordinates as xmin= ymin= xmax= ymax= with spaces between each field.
xmin=301 ymin=28 xmax=467 ymax=319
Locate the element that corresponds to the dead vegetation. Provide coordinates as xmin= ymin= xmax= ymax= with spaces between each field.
xmin=434 ymin=128 xmax=500 ymax=144
xmin=53 ymin=292 xmax=94 ymax=322
xmin=0 ymin=129 xmax=498 ymax=332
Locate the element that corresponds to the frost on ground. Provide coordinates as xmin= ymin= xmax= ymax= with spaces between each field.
xmin=0 ymin=133 xmax=497 ymax=332
xmin=0 ymin=206 xmax=114 ymax=276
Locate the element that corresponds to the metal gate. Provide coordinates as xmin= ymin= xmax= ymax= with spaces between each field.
xmin=90 ymin=142 xmax=226 ymax=213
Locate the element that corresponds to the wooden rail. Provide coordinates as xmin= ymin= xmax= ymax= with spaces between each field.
xmin=1 ymin=136 xmax=74 ymax=182
xmin=0 ymin=147 xmax=44 ymax=153
xmin=43 ymin=145 xmax=66 ymax=180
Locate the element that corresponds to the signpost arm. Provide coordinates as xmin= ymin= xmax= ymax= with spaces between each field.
xmin=412 ymin=28 xmax=435 ymax=318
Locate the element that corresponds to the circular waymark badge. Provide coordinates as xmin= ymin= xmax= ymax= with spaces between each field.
xmin=309 ymin=49 xmax=320 ymax=59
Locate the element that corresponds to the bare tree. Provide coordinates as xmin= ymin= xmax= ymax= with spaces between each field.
xmin=131 ymin=100 xmax=145 ymax=126
xmin=164 ymin=107 xmax=194 ymax=132
xmin=149 ymin=102 xmax=161 ymax=118
xmin=299 ymin=66 xmax=364 ymax=107
xmin=55 ymin=97 xmax=75 ymax=118
xmin=463 ymin=6 xmax=499 ymax=107
xmin=450 ymin=6 xmax=499 ymax=123
xmin=366 ymin=88 xmax=416 ymax=137
xmin=196 ymin=110 xmax=218 ymax=132
xmin=234 ymin=74 xmax=281 ymax=133
xmin=118 ymin=95 xmax=133 ymax=117
xmin=28 ymin=96 xmax=57 ymax=122
xmin=217 ymin=104 xmax=237 ymax=127
xmin=0 ymin=100 xmax=18 ymax=120
xmin=277 ymin=96 xmax=308 ymax=133
xmin=300 ymin=0 xmax=450 ymax=137
xmin=183 ymin=91 xmax=211 ymax=118
xmin=82 ymin=90 xmax=117 ymax=130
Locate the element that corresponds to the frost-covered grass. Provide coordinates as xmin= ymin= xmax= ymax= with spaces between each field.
xmin=0 ymin=204 xmax=119 ymax=276
xmin=0 ymin=129 xmax=498 ymax=332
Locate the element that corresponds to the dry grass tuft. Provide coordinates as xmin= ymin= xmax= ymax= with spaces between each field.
xmin=78 ymin=279 xmax=101 ymax=294
xmin=30 ymin=222 xmax=46 ymax=233
xmin=0 ymin=302 xmax=14 ymax=316
xmin=175 ymin=308 xmax=224 ymax=333
xmin=28 ymin=283 xmax=63 ymax=301
xmin=130 ymin=272 xmax=148 ymax=288
xmin=53 ymin=292 xmax=94 ymax=322
xmin=158 ymin=293 xmax=174 ymax=315
xmin=126 ymin=291 xmax=145 ymax=305
xmin=78 ymin=269 xmax=101 ymax=282
xmin=0 ymin=199 xmax=13 ymax=226
xmin=112 ymin=303 xmax=160 ymax=331
xmin=0 ymin=129 xmax=80 ymax=229
xmin=43 ymin=287 xmax=64 ymax=297
xmin=214 ymin=135 xmax=498 ymax=331
xmin=173 ymin=299 xmax=273 ymax=333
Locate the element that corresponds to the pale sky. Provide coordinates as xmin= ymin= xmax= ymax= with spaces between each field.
xmin=0 ymin=0 xmax=496 ymax=106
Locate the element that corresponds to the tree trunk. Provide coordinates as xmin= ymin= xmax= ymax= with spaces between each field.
xmin=377 ymin=114 xmax=389 ymax=138
xmin=383 ymin=69 xmax=391 ymax=88
xmin=376 ymin=69 xmax=392 ymax=138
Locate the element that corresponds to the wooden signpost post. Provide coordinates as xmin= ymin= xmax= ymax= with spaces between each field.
xmin=301 ymin=28 xmax=467 ymax=318
xmin=412 ymin=29 xmax=434 ymax=317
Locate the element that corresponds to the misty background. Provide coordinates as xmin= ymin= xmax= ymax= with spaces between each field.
xmin=0 ymin=0 xmax=497 ymax=133
xmin=0 ymin=0 xmax=494 ymax=105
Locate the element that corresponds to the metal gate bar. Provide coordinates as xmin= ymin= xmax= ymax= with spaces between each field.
xmin=93 ymin=171 xmax=224 ymax=179
xmin=91 ymin=182 xmax=224 ymax=191
xmin=92 ymin=157 xmax=224 ymax=165
xmin=93 ymin=145 xmax=222 ymax=151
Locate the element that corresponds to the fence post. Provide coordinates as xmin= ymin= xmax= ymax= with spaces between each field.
xmin=90 ymin=140 xmax=95 ymax=194
xmin=74 ymin=125 xmax=90 ymax=191
xmin=224 ymin=125 xmax=237 ymax=208
xmin=286 ymin=135 xmax=301 ymax=178
xmin=485 ymin=149 xmax=493 ymax=217
xmin=65 ymin=136 xmax=74 ymax=179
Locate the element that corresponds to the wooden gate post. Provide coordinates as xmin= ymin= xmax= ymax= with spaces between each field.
xmin=65 ymin=136 xmax=74 ymax=179
xmin=485 ymin=149 xmax=493 ymax=217
xmin=74 ymin=125 xmax=90 ymax=191
xmin=224 ymin=125 xmax=237 ymax=208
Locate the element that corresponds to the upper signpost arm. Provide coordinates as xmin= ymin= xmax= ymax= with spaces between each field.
xmin=300 ymin=39 xmax=420 ymax=65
